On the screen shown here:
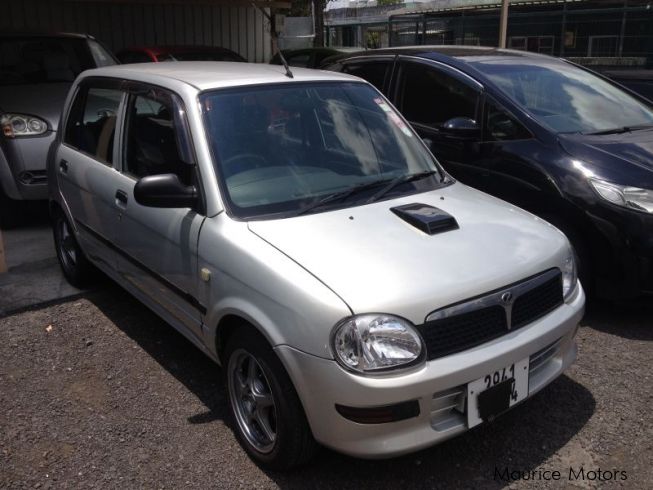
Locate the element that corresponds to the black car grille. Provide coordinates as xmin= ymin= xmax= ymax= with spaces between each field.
xmin=418 ymin=270 xmax=563 ymax=361
xmin=512 ymin=274 xmax=563 ymax=329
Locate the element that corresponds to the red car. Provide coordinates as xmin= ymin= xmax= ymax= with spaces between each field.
xmin=117 ymin=45 xmax=246 ymax=64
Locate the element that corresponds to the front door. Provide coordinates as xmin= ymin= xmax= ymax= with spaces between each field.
xmin=113 ymin=85 xmax=205 ymax=342
xmin=392 ymin=59 xmax=485 ymax=188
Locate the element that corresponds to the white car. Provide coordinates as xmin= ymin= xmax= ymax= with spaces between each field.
xmin=48 ymin=62 xmax=585 ymax=469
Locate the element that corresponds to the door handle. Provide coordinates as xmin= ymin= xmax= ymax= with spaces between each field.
xmin=59 ymin=160 xmax=68 ymax=174
xmin=115 ymin=189 xmax=128 ymax=206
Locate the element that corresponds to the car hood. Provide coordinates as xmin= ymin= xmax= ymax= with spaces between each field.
xmin=248 ymin=184 xmax=569 ymax=324
xmin=0 ymin=83 xmax=71 ymax=131
xmin=558 ymin=130 xmax=653 ymax=186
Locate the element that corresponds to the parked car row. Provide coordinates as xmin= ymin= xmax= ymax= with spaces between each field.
xmin=1 ymin=30 xmax=650 ymax=470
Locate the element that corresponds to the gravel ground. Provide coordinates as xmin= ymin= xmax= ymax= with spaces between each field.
xmin=1 ymin=283 xmax=651 ymax=489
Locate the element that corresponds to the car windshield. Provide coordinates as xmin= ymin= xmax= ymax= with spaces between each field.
xmin=473 ymin=59 xmax=653 ymax=134
xmin=201 ymin=82 xmax=446 ymax=219
xmin=0 ymin=37 xmax=115 ymax=86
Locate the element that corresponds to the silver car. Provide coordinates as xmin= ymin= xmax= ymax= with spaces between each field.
xmin=49 ymin=62 xmax=585 ymax=470
xmin=0 ymin=32 xmax=116 ymax=228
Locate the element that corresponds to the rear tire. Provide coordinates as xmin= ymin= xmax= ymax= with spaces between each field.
xmin=51 ymin=208 xmax=95 ymax=288
xmin=223 ymin=327 xmax=318 ymax=470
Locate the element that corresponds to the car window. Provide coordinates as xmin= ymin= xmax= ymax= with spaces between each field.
xmin=87 ymin=40 xmax=116 ymax=67
xmin=0 ymin=37 xmax=105 ymax=85
xmin=343 ymin=62 xmax=390 ymax=91
xmin=64 ymin=86 xmax=122 ymax=165
xmin=119 ymin=51 xmax=152 ymax=64
xmin=287 ymin=54 xmax=311 ymax=67
xmin=123 ymin=89 xmax=192 ymax=184
xmin=484 ymin=98 xmax=531 ymax=141
xmin=397 ymin=62 xmax=478 ymax=128
xmin=201 ymin=82 xmax=446 ymax=219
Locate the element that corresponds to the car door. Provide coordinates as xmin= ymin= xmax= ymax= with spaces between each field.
xmin=477 ymin=95 xmax=550 ymax=208
xmin=391 ymin=58 xmax=486 ymax=188
xmin=57 ymin=78 xmax=125 ymax=271
xmin=112 ymin=83 xmax=205 ymax=342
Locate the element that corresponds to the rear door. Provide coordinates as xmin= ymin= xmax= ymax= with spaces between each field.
xmin=57 ymin=78 xmax=124 ymax=270
xmin=340 ymin=57 xmax=394 ymax=94
xmin=112 ymin=83 xmax=205 ymax=342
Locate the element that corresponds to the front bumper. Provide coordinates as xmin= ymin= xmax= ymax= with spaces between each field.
xmin=0 ymin=133 xmax=54 ymax=200
xmin=276 ymin=285 xmax=584 ymax=458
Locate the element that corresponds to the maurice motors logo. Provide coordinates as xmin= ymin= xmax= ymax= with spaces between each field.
xmin=494 ymin=466 xmax=628 ymax=482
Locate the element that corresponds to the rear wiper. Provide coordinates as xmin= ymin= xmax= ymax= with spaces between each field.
xmin=294 ymin=178 xmax=395 ymax=216
xmin=366 ymin=170 xmax=440 ymax=204
xmin=586 ymin=124 xmax=653 ymax=135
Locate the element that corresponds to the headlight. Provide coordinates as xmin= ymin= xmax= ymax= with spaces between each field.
xmin=562 ymin=251 xmax=578 ymax=300
xmin=590 ymin=178 xmax=653 ymax=214
xmin=1 ymin=113 xmax=48 ymax=138
xmin=332 ymin=314 xmax=424 ymax=374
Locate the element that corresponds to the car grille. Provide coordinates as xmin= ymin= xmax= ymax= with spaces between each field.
xmin=418 ymin=269 xmax=563 ymax=361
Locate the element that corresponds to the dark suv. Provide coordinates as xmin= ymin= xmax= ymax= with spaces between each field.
xmin=0 ymin=32 xmax=116 ymax=228
xmin=324 ymin=46 xmax=653 ymax=299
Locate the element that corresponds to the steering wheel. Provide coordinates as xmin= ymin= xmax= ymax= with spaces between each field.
xmin=222 ymin=154 xmax=268 ymax=178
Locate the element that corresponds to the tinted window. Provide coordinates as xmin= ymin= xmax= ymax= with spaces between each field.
xmin=88 ymin=40 xmax=116 ymax=67
xmin=344 ymin=62 xmax=389 ymax=91
xmin=397 ymin=62 xmax=478 ymax=127
xmin=0 ymin=37 xmax=107 ymax=85
xmin=118 ymin=51 xmax=153 ymax=64
xmin=484 ymin=99 xmax=531 ymax=141
xmin=287 ymin=53 xmax=311 ymax=67
xmin=64 ymin=86 xmax=122 ymax=165
xmin=201 ymin=82 xmax=446 ymax=219
xmin=124 ymin=90 xmax=191 ymax=184
xmin=473 ymin=60 xmax=653 ymax=134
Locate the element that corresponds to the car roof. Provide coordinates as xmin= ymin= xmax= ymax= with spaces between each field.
xmin=121 ymin=45 xmax=239 ymax=56
xmin=327 ymin=45 xmax=558 ymax=65
xmin=0 ymin=31 xmax=91 ymax=40
xmin=83 ymin=61 xmax=363 ymax=91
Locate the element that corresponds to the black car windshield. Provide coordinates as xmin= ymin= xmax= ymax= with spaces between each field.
xmin=473 ymin=59 xmax=653 ymax=134
xmin=0 ymin=37 xmax=115 ymax=86
xmin=201 ymin=82 xmax=446 ymax=219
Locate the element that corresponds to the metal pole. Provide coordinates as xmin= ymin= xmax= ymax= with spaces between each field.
xmin=499 ymin=0 xmax=509 ymax=48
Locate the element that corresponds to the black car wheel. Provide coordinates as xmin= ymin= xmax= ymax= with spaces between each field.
xmin=224 ymin=327 xmax=317 ymax=470
xmin=0 ymin=188 xmax=20 ymax=229
xmin=52 ymin=208 xmax=95 ymax=288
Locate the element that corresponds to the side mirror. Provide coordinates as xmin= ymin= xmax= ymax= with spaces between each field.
xmin=440 ymin=117 xmax=480 ymax=139
xmin=134 ymin=173 xmax=197 ymax=208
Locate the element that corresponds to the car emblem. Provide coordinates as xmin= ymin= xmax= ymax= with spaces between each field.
xmin=500 ymin=291 xmax=514 ymax=305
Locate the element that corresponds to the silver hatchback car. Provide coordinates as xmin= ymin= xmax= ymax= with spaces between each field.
xmin=49 ymin=62 xmax=585 ymax=470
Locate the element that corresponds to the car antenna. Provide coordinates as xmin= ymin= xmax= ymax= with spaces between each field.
xmin=251 ymin=2 xmax=293 ymax=79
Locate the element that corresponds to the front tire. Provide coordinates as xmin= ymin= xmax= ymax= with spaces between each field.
xmin=52 ymin=208 xmax=95 ymax=288
xmin=0 ymin=188 xmax=20 ymax=229
xmin=224 ymin=328 xmax=318 ymax=470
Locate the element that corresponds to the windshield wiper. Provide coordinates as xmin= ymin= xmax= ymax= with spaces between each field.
xmin=586 ymin=124 xmax=653 ymax=136
xmin=294 ymin=178 xmax=396 ymax=216
xmin=366 ymin=170 xmax=440 ymax=204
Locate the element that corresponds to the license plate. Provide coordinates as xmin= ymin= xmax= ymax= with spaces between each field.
xmin=467 ymin=357 xmax=529 ymax=428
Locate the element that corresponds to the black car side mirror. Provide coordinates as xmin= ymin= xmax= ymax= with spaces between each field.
xmin=440 ymin=117 xmax=480 ymax=139
xmin=134 ymin=173 xmax=198 ymax=208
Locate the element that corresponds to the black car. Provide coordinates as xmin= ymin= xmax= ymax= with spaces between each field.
xmin=324 ymin=46 xmax=653 ymax=299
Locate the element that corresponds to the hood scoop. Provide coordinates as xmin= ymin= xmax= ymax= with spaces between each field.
xmin=391 ymin=203 xmax=459 ymax=235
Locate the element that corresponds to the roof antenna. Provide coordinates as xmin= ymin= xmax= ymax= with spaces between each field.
xmin=251 ymin=2 xmax=293 ymax=78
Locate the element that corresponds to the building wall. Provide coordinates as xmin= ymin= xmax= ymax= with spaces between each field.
xmin=0 ymin=0 xmax=272 ymax=62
